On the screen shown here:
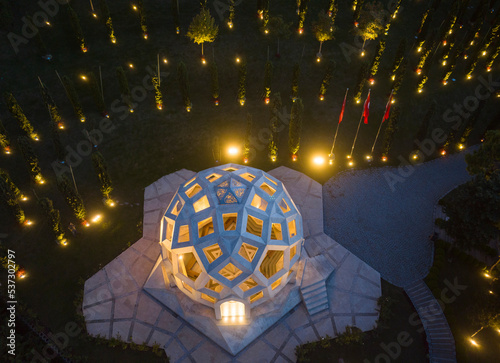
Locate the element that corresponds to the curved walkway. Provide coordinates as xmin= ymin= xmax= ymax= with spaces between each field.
xmin=323 ymin=151 xmax=473 ymax=287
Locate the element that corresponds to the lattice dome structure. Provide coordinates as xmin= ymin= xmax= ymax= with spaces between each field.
xmin=159 ymin=164 xmax=303 ymax=320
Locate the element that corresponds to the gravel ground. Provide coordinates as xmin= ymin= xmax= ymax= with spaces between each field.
xmin=323 ymin=151 xmax=474 ymax=287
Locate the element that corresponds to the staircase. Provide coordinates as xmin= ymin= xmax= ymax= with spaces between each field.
xmin=300 ymin=280 xmax=329 ymax=315
xmin=405 ymin=280 xmax=457 ymax=363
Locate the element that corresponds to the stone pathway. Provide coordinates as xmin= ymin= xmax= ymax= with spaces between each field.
xmin=323 ymin=152 xmax=472 ymax=287
xmin=404 ymin=280 xmax=456 ymax=363
xmin=82 ymin=167 xmax=381 ymax=362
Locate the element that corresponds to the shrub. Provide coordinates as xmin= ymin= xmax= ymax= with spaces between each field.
xmin=91 ymin=151 xmax=113 ymax=199
xmin=57 ymin=175 xmax=86 ymax=221
xmin=39 ymin=197 xmax=65 ymax=241
xmin=17 ymin=136 xmax=43 ymax=184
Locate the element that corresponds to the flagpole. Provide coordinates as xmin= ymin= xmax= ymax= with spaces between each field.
xmin=330 ymin=88 xmax=349 ymax=155
xmin=371 ymin=89 xmax=393 ymax=154
xmin=350 ymin=89 xmax=370 ymax=158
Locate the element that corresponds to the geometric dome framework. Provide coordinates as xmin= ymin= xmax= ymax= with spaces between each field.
xmin=158 ymin=164 xmax=303 ymax=320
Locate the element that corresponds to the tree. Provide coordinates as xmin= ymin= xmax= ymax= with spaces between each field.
xmin=227 ymin=0 xmax=235 ymax=29
xmin=116 ymin=67 xmax=133 ymax=111
xmin=268 ymin=93 xmax=282 ymax=161
xmin=67 ymin=4 xmax=87 ymax=52
xmin=465 ymin=130 xmax=500 ymax=178
xmin=485 ymin=43 xmax=499 ymax=72
xmin=57 ymin=175 xmax=86 ymax=222
xmin=39 ymin=198 xmax=66 ymax=242
xmin=479 ymin=16 xmax=500 ymax=57
xmin=381 ymin=106 xmax=400 ymax=159
xmin=392 ymin=59 xmax=407 ymax=98
xmin=291 ymin=63 xmax=300 ymax=101
xmin=415 ymin=8 xmax=434 ymax=51
xmin=263 ymin=61 xmax=273 ymax=103
xmin=210 ymin=62 xmax=220 ymax=105
xmin=353 ymin=63 xmax=369 ymax=103
xmin=4 ymin=93 xmax=38 ymax=141
xmin=415 ymin=102 xmax=436 ymax=142
xmin=238 ymin=62 xmax=247 ymax=106
xmin=88 ymin=71 xmax=107 ymax=115
xmin=172 ymin=0 xmax=180 ymax=34
xmin=268 ymin=16 xmax=292 ymax=56
xmin=389 ymin=38 xmax=406 ymax=79
xmin=312 ymin=10 xmax=335 ymax=56
xmin=137 ymin=0 xmax=148 ymax=39
xmin=177 ymin=62 xmax=192 ymax=111
xmin=356 ymin=1 xmax=385 ymax=50
xmin=327 ymin=0 xmax=338 ymax=19
xmin=17 ymin=136 xmax=44 ymax=184
xmin=98 ymin=0 xmax=116 ymax=44
xmin=0 ymin=169 xmax=25 ymax=224
xmin=40 ymin=82 xmax=65 ymax=130
xmin=91 ymin=151 xmax=113 ymax=200
xmin=186 ymin=8 xmax=218 ymax=57
xmin=319 ymin=61 xmax=335 ymax=100
xmin=288 ymin=98 xmax=304 ymax=157
xmin=261 ymin=0 xmax=270 ymax=33
xmin=0 ymin=119 xmax=11 ymax=154
xmin=243 ymin=113 xmax=252 ymax=163
xmin=441 ymin=45 xmax=463 ymax=85
xmin=368 ymin=39 xmax=386 ymax=81
xmin=416 ymin=75 xmax=428 ymax=93
xmin=152 ymin=75 xmax=162 ymax=110
xmin=62 ymin=76 xmax=86 ymax=122
xmin=297 ymin=0 xmax=310 ymax=33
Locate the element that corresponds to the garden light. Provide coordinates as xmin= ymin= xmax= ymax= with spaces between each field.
xmin=227 ymin=146 xmax=239 ymax=156
xmin=92 ymin=214 xmax=102 ymax=223
xmin=313 ymin=156 xmax=325 ymax=165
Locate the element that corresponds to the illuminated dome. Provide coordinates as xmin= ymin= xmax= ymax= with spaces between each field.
xmin=159 ymin=164 xmax=303 ymax=320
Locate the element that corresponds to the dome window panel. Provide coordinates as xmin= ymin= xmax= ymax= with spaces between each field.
xmin=220 ymin=300 xmax=245 ymax=318
xmin=271 ymin=223 xmax=283 ymax=240
xmin=198 ymin=217 xmax=214 ymax=238
xmin=203 ymin=243 xmax=223 ymax=263
xmin=205 ymin=278 xmax=223 ymax=293
xmin=219 ymin=263 xmax=243 ymax=281
xmin=184 ymin=177 xmax=196 ymax=187
xmin=238 ymin=243 xmax=259 ymax=262
xmin=223 ymin=213 xmax=238 ymax=231
xmin=260 ymin=250 xmax=284 ymax=279
xmin=186 ymin=183 xmax=202 ymax=198
xmin=271 ymin=277 xmax=282 ymax=290
xmin=246 ymin=215 xmax=263 ymax=237
xmin=251 ymin=194 xmax=268 ymax=211
xmin=201 ymin=293 xmax=217 ymax=303
xmin=250 ymin=290 xmax=264 ymax=303
xmin=170 ymin=200 xmax=183 ymax=216
xmin=240 ymin=172 xmax=256 ymax=182
xmin=166 ymin=221 xmax=174 ymax=241
xmin=223 ymin=167 xmax=239 ymax=172
xmin=179 ymin=253 xmax=201 ymax=281
xmin=181 ymin=280 xmax=194 ymax=293
xmin=206 ymin=173 xmax=222 ymax=183
xmin=279 ymin=199 xmax=290 ymax=213
xmin=288 ymin=219 xmax=297 ymax=238
xmin=265 ymin=176 xmax=278 ymax=185
xmin=290 ymin=244 xmax=297 ymax=260
xmin=178 ymin=225 xmax=190 ymax=243
xmin=260 ymin=182 xmax=276 ymax=196
xmin=193 ymin=195 xmax=210 ymax=213
xmin=239 ymin=277 xmax=258 ymax=292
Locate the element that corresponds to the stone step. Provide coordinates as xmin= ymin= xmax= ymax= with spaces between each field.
xmin=304 ymin=290 xmax=328 ymax=303
xmin=301 ymin=282 xmax=326 ymax=296
xmin=305 ymin=294 xmax=328 ymax=309
xmin=308 ymin=302 xmax=329 ymax=316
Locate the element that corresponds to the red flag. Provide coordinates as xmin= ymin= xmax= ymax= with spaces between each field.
xmin=383 ymin=91 xmax=393 ymax=122
xmin=362 ymin=90 xmax=371 ymax=124
xmin=339 ymin=89 xmax=348 ymax=124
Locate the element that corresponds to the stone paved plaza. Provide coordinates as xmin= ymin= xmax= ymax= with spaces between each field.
xmin=82 ymin=166 xmax=381 ymax=362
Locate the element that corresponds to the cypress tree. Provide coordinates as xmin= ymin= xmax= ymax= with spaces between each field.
xmin=243 ymin=113 xmax=252 ymax=163
xmin=98 ymin=0 xmax=116 ymax=44
xmin=353 ymin=63 xmax=369 ymax=103
xmin=178 ymin=62 xmax=192 ymax=111
xmin=291 ymin=63 xmax=300 ymax=101
xmin=0 ymin=120 xmax=11 ymax=154
xmin=288 ymin=98 xmax=304 ymax=156
xmin=238 ymin=62 xmax=247 ymax=105
xmin=0 ymin=170 xmax=25 ymax=224
xmin=57 ymin=175 xmax=86 ymax=222
xmin=368 ymin=39 xmax=386 ymax=81
xmin=319 ymin=61 xmax=335 ymax=100
xmin=263 ymin=61 xmax=273 ymax=103
xmin=67 ymin=5 xmax=87 ymax=52
xmin=390 ymin=39 xmax=406 ymax=80
xmin=17 ymin=136 xmax=44 ymax=184
xmin=116 ymin=67 xmax=133 ymax=111
xmin=88 ymin=71 xmax=107 ymax=115
xmin=152 ymin=75 xmax=163 ymax=110
xmin=138 ymin=0 xmax=148 ymax=39
xmin=210 ymin=62 xmax=220 ymax=104
xmin=39 ymin=197 xmax=66 ymax=242
xmin=4 ymin=93 xmax=38 ymax=141
xmin=381 ymin=106 xmax=400 ymax=160
xmin=62 ymin=76 xmax=86 ymax=122
xmin=91 ymin=151 xmax=113 ymax=200
xmin=40 ymin=83 xmax=64 ymax=130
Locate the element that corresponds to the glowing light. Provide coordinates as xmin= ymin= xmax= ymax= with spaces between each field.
xmin=458 ymin=144 xmax=464 ymax=150
xmin=132 ymin=4 xmax=137 ymax=10
xmin=239 ymin=98 xmax=245 ymax=106
xmin=92 ymin=214 xmax=102 ymax=223
xmin=412 ymin=153 xmax=419 ymax=160
xmin=441 ymin=149 xmax=446 ymax=156
xmin=38 ymin=178 xmax=45 ymax=185
xmin=354 ymin=21 xmax=359 ymax=27
xmin=464 ymin=54 xmax=468 ymax=59
xmin=228 ymin=21 xmax=233 ymax=29
xmin=467 ymin=75 xmax=471 ymax=79
xmin=469 ymin=338 xmax=479 ymax=347
xmin=298 ymin=28 xmax=304 ymax=34
xmin=235 ymin=57 xmax=240 ymax=63
xmin=381 ymin=156 xmax=388 ymax=162
xmin=82 ymin=47 xmax=88 ymax=53
xmin=348 ymin=160 xmax=354 ymax=167
xmin=227 ymin=146 xmax=239 ymax=156
xmin=92 ymin=12 xmax=97 ymax=18
xmin=416 ymin=68 xmax=422 ymax=75
xmin=83 ymin=220 xmax=90 ymax=227
xmin=58 ymin=122 xmax=65 ymax=129
xmin=33 ymin=134 xmax=40 ymax=141
xmin=316 ymin=57 xmax=321 ymax=62
xmin=482 ymin=51 xmax=487 ymax=56
xmin=486 ymin=66 xmax=491 ymax=72
xmin=264 ymin=97 xmax=270 ymax=104
xmin=442 ymin=80 xmax=448 ymax=85
xmin=391 ymin=99 xmax=395 ymax=104
xmin=270 ymin=155 xmax=277 ymax=162
xmin=243 ymin=157 xmax=248 ymax=164
xmin=418 ymin=89 xmax=423 ymax=93
xmin=157 ymin=103 xmax=162 ymax=110
xmin=60 ymin=239 xmax=68 ymax=246
xmin=484 ymin=272 xmax=492 ymax=278
xmin=201 ymin=56 xmax=206 ymax=64
xmin=143 ymin=33 xmax=148 ymax=39
xmin=81 ymin=75 xmax=87 ymax=81
xmin=4 ymin=146 xmax=11 ymax=154
xmin=442 ymin=40 xmax=447 ymax=46
xmin=356 ymin=98 xmax=361 ymax=104
xmin=163 ymin=58 xmax=168 ymax=64
xmin=21 ymin=195 xmax=28 ymax=201
xmin=178 ymin=255 xmax=183 ymax=260
xmin=391 ymin=75 xmax=395 ymax=81
xmin=489 ymin=290 xmax=494 ymax=294
xmin=369 ymin=78 xmax=375 ymax=85
xmin=129 ymin=108 xmax=134 ymax=113
xmin=111 ymin=37 xmax=116 ymax=44
xmin=365 ymin=155 xmax=372 ymax=161
xmin=361 ymin=51 xmax=365 ymax=57
xmin=292 ymin=154 xmax=297 ymax=162
xmin=129 ymin=63 xmax=134 ymax=68
xmin=24 ymin=219 xmax=33 ymax=226
xmin=319 ymin=94 xmax=325 ymax=101
xmin=442 ymin=60 xmax=447 ymax=66
xmin=417 ymin=47 xmax=422 ymax=52
xmin=264 ymin=29 xmax=269 ymax=34
xmin=46 ymin=21 xmax=51 ymax=26
xmin=313 ymin=156 xmax=325 ymax=165
xmin=346 ymin=155 xmax=351 ymax=159
xmin=16 ymin=269 xmax=26 ymax=279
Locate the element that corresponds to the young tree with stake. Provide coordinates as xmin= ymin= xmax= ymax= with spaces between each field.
xmin=312 ymin=10 xmax=335 ymax=60
xmin=186 ymin=8 xmax=218 ymax=63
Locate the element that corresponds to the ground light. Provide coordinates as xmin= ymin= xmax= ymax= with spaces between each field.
xmin=313 ymin=156 xmax=325 ymax=166
xmin=365 ymin=155 xmax=372 ymax=161
xmin=24 ymin=219 xmax=33 ymax=226
xmin=484 ymin=272 xmax=491 ymax=278
xmin=92 ymin=214 xmax=103 ymax=223
xmin=129 ymin=63 xmax=134 ymax=69
xmin=469 ymin=338 xmax=479 ymax=347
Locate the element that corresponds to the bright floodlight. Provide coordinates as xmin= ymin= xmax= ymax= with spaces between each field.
xmin=313 ymin=156 xmax=325 ymax=165
xmin=227 ymin=146 xmax=239 ymax=156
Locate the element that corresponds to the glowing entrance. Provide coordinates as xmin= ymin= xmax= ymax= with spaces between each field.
xmin=220 ymin=300 xmax=245 ymax=319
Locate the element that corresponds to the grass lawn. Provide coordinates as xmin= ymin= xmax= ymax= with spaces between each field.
xmin=0 ymin=0 xmax=498 ymax=361
xmin=296 ymin=280 xmax=428 ymax=362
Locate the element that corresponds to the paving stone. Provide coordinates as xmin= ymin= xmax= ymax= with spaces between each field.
xmin=314 ymin=318 xmax=334 ymax=338
xmin=176 ymin=325 xmax=204 ymax=351
xmin=285 ymin=306 xmax=309 ymax=331
xmin=144 ymin=209 xmax=162 ymax=225
xmin=114 ymin=292 xmax=138 ymax=319
xmin=83 ymin=284 xmax=113 ymax=307
xmin=280 ymin=335 xmax=299 ymax=361
xmin=129 ymin=255 xmax=156 ymax=287
xmin=109 ymin=273 xmax=139 ymax=297
xmin=84 ymin=270 xmax=107 ymax=293
xmin=144 ymin=185 xmax=158 ymax=200
xmin=351 ymin=295 xmax=377 ymax=314
xmin=143 ymin=240 xmax=161 ymax=261
xmin=112 ymin=320 xmax=132 ymax=340
xmin=352 ymin=276 xmax=382 ymax=298
xmin=264 ymin=323 xmax=290 ymax=349
xmin=237 ymin=339 xmax=276 ymax=363
xmin=334 ymin=316 xmax=354 ymax=335
xmin=142 ymin=223 xmax=158 ymax=241
xmin=155 ymin=178 xmax=173 ymax=196
xmin=136 ymin=294 xmax=163 ymax=325
xmin=130 ymin=321 xmax=153 ymax=344
xmin=331 ymin=265 xmax=357 ymax=291
xmin=131 ymin=237 xmax=155 ymax=254
xmin=274 ymin=355 xmax=292 ymax=363
xmin=294 ymin=324 xmax=318 ymax=344
xmin=165 ymin=338 xmax=187 ymax=363
xmin=87 ymin=322 xmax=110 ymax=338
xmin=84 ymin=301 xmax=113 ymax=322
xmin=104 ymin=258 xmax=128 ymax=280
xmin=149 ymin=329 xmax=170 ymax=347
xmin=359 ymin=263 xmax=381 ymax=286
xmin=156 ymin=310 xmax=183 ymax=333
xmin=117 ymin=247 xmax=141 ymax=266
xmin=190 ymin=340 xmax=233 ymax=363
xmin=354 ymin=316 xmax=378 ymax=331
